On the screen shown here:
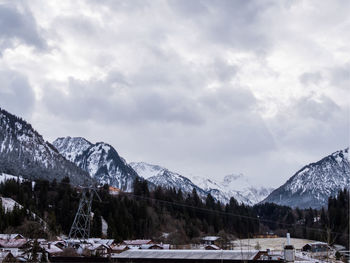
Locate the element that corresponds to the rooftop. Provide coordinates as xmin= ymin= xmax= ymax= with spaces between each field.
xmin=113 ymin=249 xmax=259 ymax=260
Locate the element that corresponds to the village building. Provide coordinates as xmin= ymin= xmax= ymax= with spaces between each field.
xmin=139 ymin=244 xmax=164 ymax=250
xmin=110 ymin=245 xmax=129 ymax=254
xmin=202 ymin=236 xmax=221 ymax=246
xmin=302 ymin=242 xmax=331 ymax=257
xmin=0 ymin=239 xmax=29 ymax=257
xmin=110 ymin=249 xmax=264 ymax=263
xmin=204 ymin=244 xmax=221 ymax=250
xmin=40 ymin=243 xmax=63 ymax=257
xmin=121 ymin=239 xmax=153 ymax=249
xmin=0 ymin=252 xmax=17 ymax=263
xmin=0 ymin=235 xmax=24 ymax=241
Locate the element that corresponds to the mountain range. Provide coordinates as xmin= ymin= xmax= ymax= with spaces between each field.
xmin=52 ymin=137 xmax=139 ymax=192
xmin=262 ymin=148 xmax=349 ymax=208
xmin=0 ymin=108 xmax=91 ymax=185
xmin=0 ymin=107 xmax=348 ymax=208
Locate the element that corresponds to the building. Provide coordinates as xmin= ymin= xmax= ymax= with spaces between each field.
xmin=202 ymin=236 xmax=220 ymax=246
xmin=121 ymin=239 xmax=153 ymax=249
xmin=110 ymin=249 xmax=273 ymax=263
xmin=40 ymin=243 xmax=64 ymax=256
xmin=109 ymin=186 xmax=121 ymax=195
xmin=110 ymin=245 xmax=129 ymax=254
xmin=204 ymin=245 xmax=220 ymax=250
xmin=0 ymin=239 xmax=29 ymax=257
xmin=0 ymin=235 xmax=24 ymax=241
xmin=0 ymin=252 xmax=17 ymax=263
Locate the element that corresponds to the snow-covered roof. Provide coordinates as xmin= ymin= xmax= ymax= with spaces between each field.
xmin=123 ymin=239 xmax=153 ymax=246
xmin=40 ymin=244 xmax=63 ymax=254
xmin=0 ymin=251 xmax=14 ymax=262
xmin=202 ymin=236 xmax=220 ymax=241
xmin=113 ymin=249 xmax=258 ymax=260
xmin=96 ymin=239 xmax=114 ymax=246
xmin=205 ymin=244 xmax=221 ymax=250
xmin=0 ymin=239 xmax=28 ymax=248
xmin=86 ymin=243 xmax=108 ymax=251
xmin=140 ymin=244 xmax=163 ymax=249
xmin=0 ymin=234 xmax=24 ymax=240
xmin=111 ymin=245 xmax=129 ymax=251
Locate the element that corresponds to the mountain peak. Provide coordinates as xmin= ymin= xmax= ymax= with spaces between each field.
xmin=0 ymin=109 xmax=91 ymax=185
xmin=53 ymin=137 xmax=138 ymax=191
xmin=263 ymin=147 xmax=350 ymax=208
xmin=53 ymin=136 xmax=92 ymax=163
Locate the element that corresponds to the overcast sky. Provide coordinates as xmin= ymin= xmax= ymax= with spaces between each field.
xmin=0 ymin=0 xmax=349 ymax=187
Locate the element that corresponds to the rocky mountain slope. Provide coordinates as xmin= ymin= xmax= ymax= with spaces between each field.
xmin=130 ymin=162 xmax=273 ymax=205
xmin=190 ymin=174 xmax=274 ymax=206
xmin=262 ymin=148 xmax=350 ymax=208
xmin=0 ymin=108 xmax=91 ymax=185
xmin=53 ymin=137 xmax=139 ymax=191
xmin=130 ymin=162 xmax=209 ymax=198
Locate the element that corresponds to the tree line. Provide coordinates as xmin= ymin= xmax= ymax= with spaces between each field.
xmin=0 ymin=177 xmax=348 ymax=248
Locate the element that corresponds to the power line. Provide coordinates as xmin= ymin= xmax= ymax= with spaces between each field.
xmin=3 ymin=178 xmax=349 ymax=237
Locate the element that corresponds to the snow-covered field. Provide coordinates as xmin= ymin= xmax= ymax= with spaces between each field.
xmin=232 ymin=237 xmax=315 ymax=251
xmin=0 ymin=173 xmax=24 ymax=184
xmin=1 ymin=197 xmax=23 ymax=212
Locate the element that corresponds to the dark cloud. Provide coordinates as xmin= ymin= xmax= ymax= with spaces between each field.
xmin=0 ymin=3 xmax=46 ymax=52
xmin=43 ymin=74 xmax=204 ymax=125
xmin=170 ymin=0 xmax=275 ymax=52
xmin=0 ymin=70 xmax=35 ymax=117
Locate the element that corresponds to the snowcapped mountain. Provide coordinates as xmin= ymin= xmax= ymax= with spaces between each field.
xmin=130 ymin=162 xmax=208 ymax=198
xmin=190 ymin=174 xmax=273 ymax=205
xmin=0 ymin=108 xmax=91 ymax=185
xmin=53 ymin=137 xmax=139 ymax=191
xmin=262 ymin=148 xmax=350 ymax=208
xmin=130 ymin=162 xmax=273 ymax=205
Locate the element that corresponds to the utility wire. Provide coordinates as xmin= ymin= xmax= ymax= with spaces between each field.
xmin=3 ymin=178 xmax=349 ymax=237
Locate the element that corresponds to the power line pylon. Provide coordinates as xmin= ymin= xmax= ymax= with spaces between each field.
xmin=68 ymin=186 xmax=101 ymax=240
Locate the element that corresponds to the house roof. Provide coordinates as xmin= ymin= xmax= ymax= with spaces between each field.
xmin=0 ymin=239 xmax=28 ymax=248
xmin=40 ymin=244 xmax=63 ymax=254
xmin=202 ymin=236 xmax=220 ymax=241
xmin=123 ymin=239 xmax=153 ymax=245
xmin=111 ymin=245 xmax=129 ymax=251
xmin=86 ymin=243 xmax=108 ymax=251
xmin=0 ymin=234 xmax=24 ymax=240
xmin=0 ymin=252 xmax=15 ymax=263
xmin=95 ymin=239 xmax=114 ymax=246
xmin=140 ymin=244 xmax=163 ymax=249
xmin=205 ymin=245 xmax=221 ymax=250
xmin=113 ymin=250 xmax=258 ymax=260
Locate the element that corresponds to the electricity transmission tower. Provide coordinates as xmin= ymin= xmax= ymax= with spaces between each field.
xmin=68 ymin=186 xmax=101 ymax=240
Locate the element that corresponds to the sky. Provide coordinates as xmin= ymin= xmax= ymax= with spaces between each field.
xmin=0 ymin=0 xmax=349 ymax=187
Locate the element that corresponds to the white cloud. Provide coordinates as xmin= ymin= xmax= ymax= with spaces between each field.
xmin=0 ymin=0 xmax=348 ymax=187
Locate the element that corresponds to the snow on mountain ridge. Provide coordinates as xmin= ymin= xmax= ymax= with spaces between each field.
xmin=53 ymin=136 xmax=92 ymax=163
xmin=131 ymin=162 xmax=273 ymax=205
xmin=0 ymin=108 xmax=91 ymax=185
xmin=263 ymin=147 xmax=350 ymax=208
xmin=130 ymin=162 xmax=208 ymax=198
xmin=190 ymin=174 xmax=273 ymax=205
xmin=53 ymin=137 xmax=139 ymax=191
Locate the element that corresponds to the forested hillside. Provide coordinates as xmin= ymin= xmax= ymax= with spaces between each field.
xmin=0 ymin=177 xmax=348 ymax=248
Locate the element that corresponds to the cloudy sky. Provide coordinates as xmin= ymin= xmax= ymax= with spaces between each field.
xmin=0 ymin=0 xmax=349 ymax=187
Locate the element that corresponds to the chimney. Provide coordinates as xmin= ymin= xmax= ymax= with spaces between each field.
xmin=284 ymin=233 xmax=295 ymax=262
